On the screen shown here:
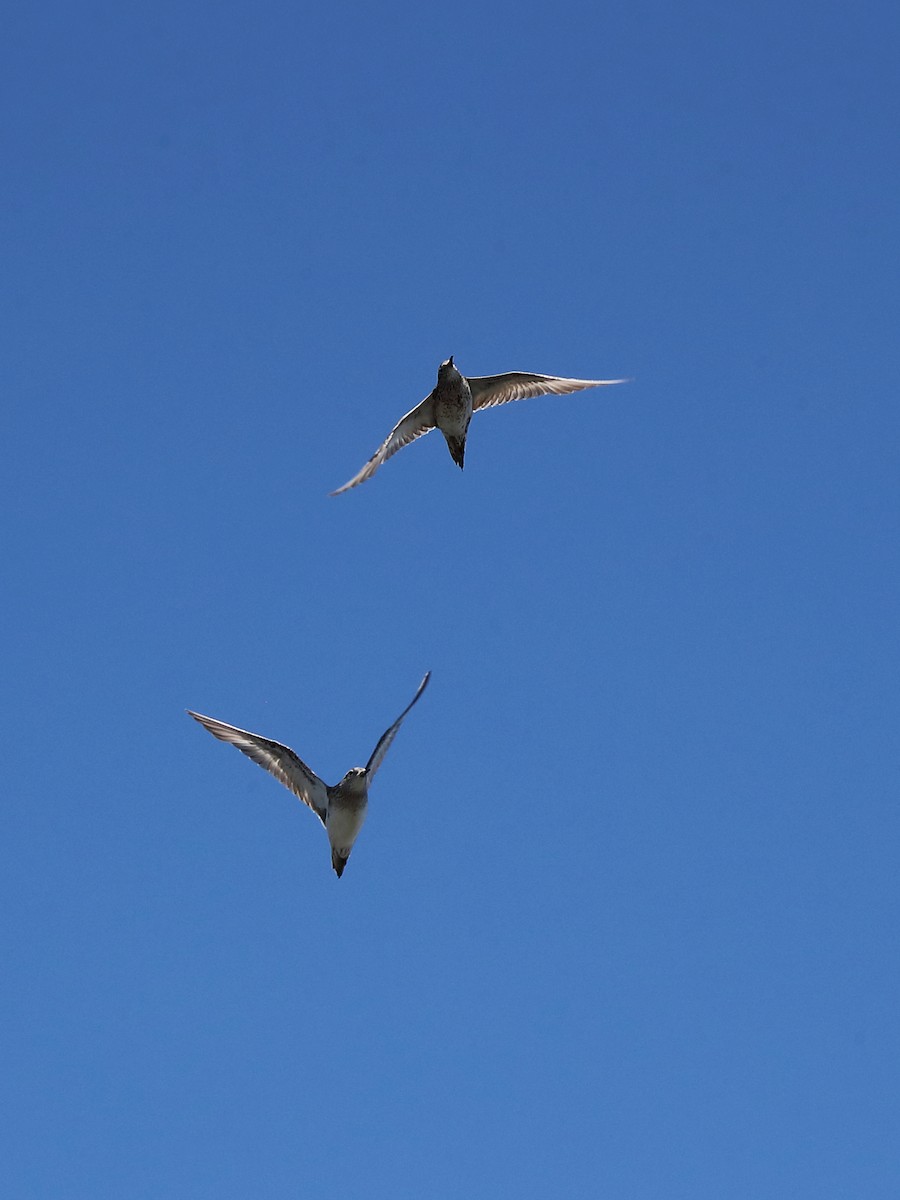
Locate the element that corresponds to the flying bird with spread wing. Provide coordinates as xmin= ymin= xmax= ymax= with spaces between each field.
xmin=331 ymin=357 xmax=628 ymax=494
xmin=188 ymin=672 xmax=430 ymax=877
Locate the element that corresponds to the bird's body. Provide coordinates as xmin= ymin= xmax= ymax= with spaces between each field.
xmin=323 ymin=768 xmax=369 ymax=876
xmin=331 ymin=357 xmax=628 ymax=494
xmin=431 ymin=359 xmax=473 ymax=469
xmin=188 ymin=672 xmax=430 ymax=877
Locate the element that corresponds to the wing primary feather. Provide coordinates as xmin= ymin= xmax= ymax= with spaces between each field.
xmin=365 ymin=671 xmax=431 ymax=779
xmin=469 ymin=372 xmax=629 ymax=411
xmin=330 ymin=397 xmax=436 ymax=494
xmin=187 ymin=709 xmax=328 ymax=825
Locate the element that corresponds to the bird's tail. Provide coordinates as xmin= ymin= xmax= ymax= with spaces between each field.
xmin=332 ymin=848 xmax=349 ymax=878
xmin=446 ymin=436 xmax=465 ymax=470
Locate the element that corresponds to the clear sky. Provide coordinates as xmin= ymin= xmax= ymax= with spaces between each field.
xmin=3 ymin=1 xmax=899 ymax=1196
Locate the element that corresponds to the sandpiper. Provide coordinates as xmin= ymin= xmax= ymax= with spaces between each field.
xmin=331 ymin=357 xmax=628 ymax=494
xmin=188 ymin=672 xmax=430 ymax=877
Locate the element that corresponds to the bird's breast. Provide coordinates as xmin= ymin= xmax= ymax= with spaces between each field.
xmin=433 ymin=379 xmax=472 ymax=437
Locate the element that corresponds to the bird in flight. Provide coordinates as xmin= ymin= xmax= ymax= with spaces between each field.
xmin=331 ymin=357 xmax=628 ymax=494
xmin=188 ymin=672 xmax=431 ymax=877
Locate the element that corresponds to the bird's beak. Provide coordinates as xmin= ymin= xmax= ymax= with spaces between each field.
xmin=449 ymin=355 xmax=454 ymax=366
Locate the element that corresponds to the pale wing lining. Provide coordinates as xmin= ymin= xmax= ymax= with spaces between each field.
xmin=187 ymin=711 xmax=328 ymax=825
xmin=330 ymin=397 xmax=436 ymax=494
xmin=469 ymin=373 xmax=629 ymax=411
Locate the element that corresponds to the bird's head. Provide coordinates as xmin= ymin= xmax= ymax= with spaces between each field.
xmin=438 ymin=355 xmax=456 ymax=379
xmin=341 ymin=766 xmax=368 ymax=791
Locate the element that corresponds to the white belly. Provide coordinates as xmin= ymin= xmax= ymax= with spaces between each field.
xmin=327 ymin=804 xmax=368 ymax=854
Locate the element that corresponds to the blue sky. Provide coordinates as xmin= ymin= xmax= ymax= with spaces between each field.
xmin=2 ymin=1 xmax=899 ymax=1195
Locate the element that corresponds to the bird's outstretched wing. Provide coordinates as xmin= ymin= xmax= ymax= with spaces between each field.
xmin=187 ymin=710 xmax=328 ymax=825
xmin=331 ymin=396 xmax=436 ymax=495
xmin=468 ymin=372 xmax=629 ymax=411
xmin=365 ymin=672 xmax=431 ymax=780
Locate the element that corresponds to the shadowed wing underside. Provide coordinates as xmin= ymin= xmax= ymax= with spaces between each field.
xmin=330 ymin=396 xmax=436 ymax=495
xmin=187 ymin=710 xmax=328 ymax=825
xmin=365 ymin=671 xmax=431 ymax=779
xmin=468 ymin=372 xmax=629 ymax=411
